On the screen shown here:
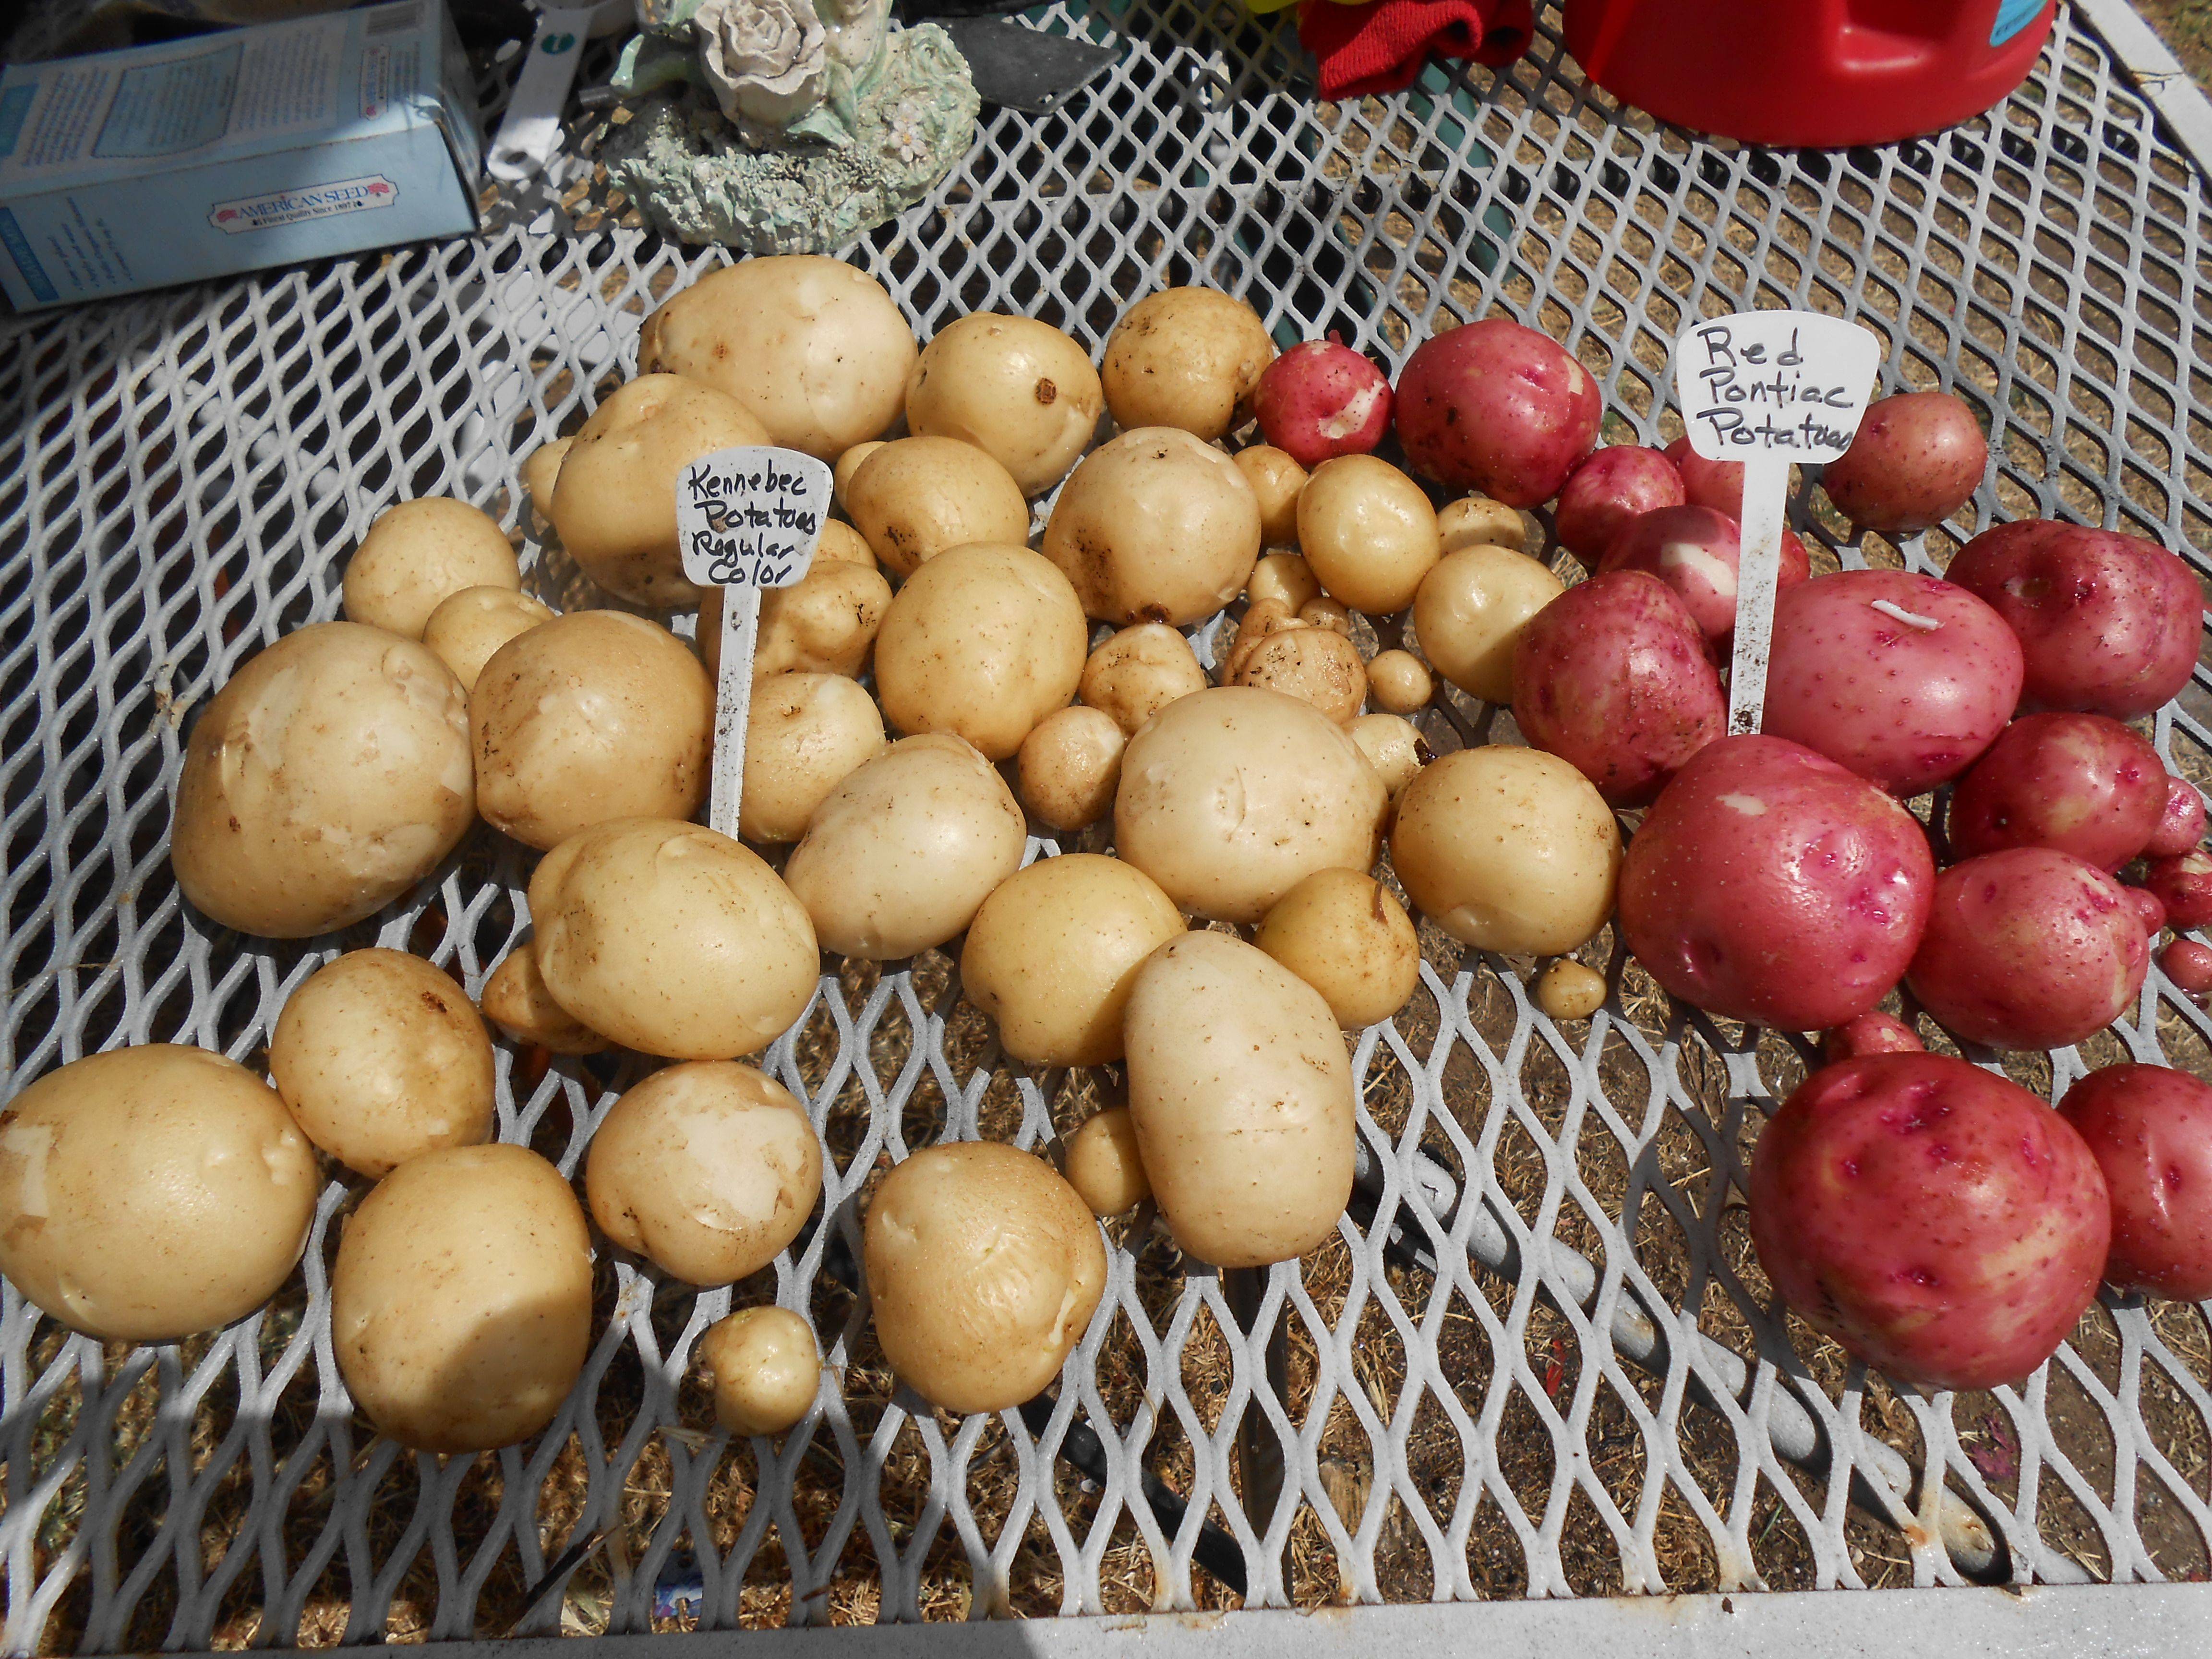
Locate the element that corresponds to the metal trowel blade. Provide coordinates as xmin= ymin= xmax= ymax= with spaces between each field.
xmin=938 ymin=19 xmax=1121 ymax=116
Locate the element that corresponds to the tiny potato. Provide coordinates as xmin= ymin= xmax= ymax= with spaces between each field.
xmin=1368 ymin=649 xmax=1432 ymax=714
xmin=1254 ymin=868 xmax=1420 ymax=1029
xmin=1299 ymin=595 xmax=1354 ymax=635
xmin=1064 ymin=1106 xmax=1150 ymax=1216
xmin=1411 ymin=545 xmax=1566 ymax=704
xmin=1393 ymin=746 xmax=1622 ymax=955
xmin=1018 ymin=706 xmax=1126 ymax=832
xmin=1043 ymin=427 xmax=1262 ymax=626
xmin=875 ymin=543 xmax=1088 ymax=759
xmin=961 ymin=854 xmax=1186 ymax=1067
xmin=1081 ymin=623 xmax=1208 ymax=735
xmin=740 ymin=673 xmax=887 ymax=844
xmin=783 ymin=734 xmax=1027 ymax=959
xmin=472 ymin=612 xmax=711 ymax=851
xmin=1221 ymin=600 xmax=1303 ymax=683
xmin=480 ymin=948 xmax=607 ymax=1055
xmin=1248 ymin=552 xmax=1321 ymax=613
xmin=1231 ymin=624 xmax=1366 ymax=724
xmin=270 ymin=949 xmax=495 ymax=1177
xmin=586 ymin=1062 xmax=822 ymax=1286
xmin=1297 ymin=455 xmax=1443 ymax=615
xmin=343 ymin=498 xmax=520 ymax=639
xmin=834 ymin=442 xmax=885 ymax=511
xmin=1347 ymin=712 xmax=1426 ymax=795
xmin=1438 ymin=495 xmax=1529 ymax=553
xmin=637 ymin=255 xmax=914 ymax=458
xmin=906 ymin=313 xmax=1104 ymax=496
xmin=1101 ymin=288 xmax=1275 ymax=440
xmin=1234 ymin=447 xmax=1308 ymax=547
xmin=845 ymin=437 xmax=1030 ymax=577
xmin=705 ymin=560 xmax=894 ymax=682
xmin=1534 ymin=959 xmax=1607 ymax=1021
xmin=421 ymin=586 xmax=554 ymax=693
xmin=697 ymin=1307 xmax=821 ymax=1437
xmin=522 ymin=437 xmax=572 ymax=522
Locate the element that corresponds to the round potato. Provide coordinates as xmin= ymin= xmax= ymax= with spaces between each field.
xmin=1298 ymin=456 xmax=1443 ymax=615
xmin=704 ymin=560 xmax=893 ymax=683
xmin=1438 ymin=495 xmax=1529 ymax=554
xmin=1124 ymin=932 xmax=1355 ymax=1267
xmin=1394 ymin=746 xmax=1622 ymax=955
xmin=480 ymin=947 xmax=607 ymax=1054
xmin=1535 ymin=959 xmax=1607 ymax=1021
xmin=586 ymin=1062 xmax=822 ymax=1286
xmin=471 ymin=611 xmax=711 ymax=852
xmin=1064 ymin=1106 xmax=1150 ymax=1216
xmin=637 ymin=256 xmax=914 ymax=458
xmin=1101 ymin=288 xmax=1276 ymax=440
xmin=0 ymin=1046 xmax=318 ymax=1342
xmin=1368 ymin=649 xmax=1432 ymax=714
xmin=1116 ymin=687 xmax=1387 ymax=924
xmin=172 ymin=622 xmax=473 ymax=938
xmin=961 ymin=854 xmax=1186 ymax=1067
xmin=1254 ymin=868 xmax=1421 ymax=1029
xmin=782 ymin=734 xmax=1027 ymax=959
xmin=1248 ymin=552 xmax=1321 ymax=613
xmin=270 ymin=949 xmax=494 ymax=1177
xmin=845 ymin=437 xmax=1030 ymax=577
xmin=548 ymin=374 xmax=771 ymax=607
xmin=421 ymin=586 xmax=554 ymax=694
xmin=1044 ymin=428 xmax=1262 ymax=625
xmin=697 ymin=1307 xmax=821 ymax=1436
xmin=906 ymin=313 xmax=1104 ymax=496
xmin=343 ymin=498 xmax=520 ymax=639
xmin=332 ymin=1144 xmax=592 ymax=1453
xmin=875 ymin=543 xmax=1088 ymax=759
xmin=1412 ymin=545 xmax=1566 ymax=704
xmin=1230 ymin=624 xmax=1366 ymax=724
xmin=1348 ymin=712 xmax=1426 ymax=795
xmin=864 ymin=1141 xmax=1106 ymax=1414
xmin=1018 ymin=705 xmax=1126 ymax=832
xmin=740 ymin=673 xmax=887 ymax=843
xmin=1081 ymin=623 xmax=1208 ymax=735
xmin=1234 ymin=446 xmax=1308 ymax=547
xmin=529 ymin=818 xmax=819 ymax=1059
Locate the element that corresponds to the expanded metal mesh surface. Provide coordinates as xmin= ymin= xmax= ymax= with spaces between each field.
xmin=4 ymin=0 xmax=2212 ymax=1648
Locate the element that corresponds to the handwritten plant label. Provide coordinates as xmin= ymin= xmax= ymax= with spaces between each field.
xmin=678 ymin=445 xmax=833 ymax=838
xmin=1673 ymin=311 xmax=1881 ymax=733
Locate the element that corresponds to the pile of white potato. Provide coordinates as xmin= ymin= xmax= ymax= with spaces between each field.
xmin=0 ymin=258 xmax=1623 ymax=1452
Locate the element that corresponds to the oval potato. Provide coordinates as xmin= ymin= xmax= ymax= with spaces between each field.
xmin=845 ymin=437 xmax=1030 ymax=577
xmin=906 ymin=313 xmax=1104 ymax=496
xmin=343 ymin=498 xmax=520 ymax=639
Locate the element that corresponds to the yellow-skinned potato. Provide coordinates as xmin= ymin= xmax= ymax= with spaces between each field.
xmin=834 ymin=443 xmax=885 ymax=512
xmin=1254 ymin=869 xmax=1421 ymax=1029
xmin=548 ymin=374 xmax=770 ymax=607
xmin=874 ymin=543 xmax=1088 ymax=759
xmin=332 ymin=1144 xmax=591 ymax=1453
xmin=960 ymin=854 xmax=1186 ymax=1067
xmin=813 ymin=519 xmax=878 ymax=568
xmin=343 ymin=498 xmax=520 ymax=639
xmin=703 ymin=560 xmax=893 ymax=683
xmin=740 ymin=673 xmax=887 ymax=844
xmin=1392 ymin=746 xmax=1621 ymax=955
xmin=171 ymin=622 xmax=473 ymax=939
xmin=421 ymin=586 xmax=554 ymax=694
xmin=1115 ymin=687 xmax=1386 ymax=924
xmin=1017 ymin=705 xmax=1125 ymax=832
xmin=480 ymin=948 xmax=608 ymax=1055
xmin=471 ymin=611 xmax=711 ymax=852
xmin=1123 ymin=932 xmax=1355 ymax=1267
xmin=1536 ymin=959 xmax=1608 ymax=1021
xmin=1079 ymin=623 xmax=1207 ymax=736
xmin=782 ymin=734 xmax=1026 ymax=960
xmin=1229 ymin=624 xmax=1366 ymax=724
xmin=638 ymin=256 xmax=914 ymax=459
xmin=0 ymin=1046 xmax=318 ymax=1342
xmin=1411 ymin=545 xmax=1565 ymax=704
xmin=586 ymin=1062 xmax=822 ymax=1286
xmin=697 ymin=1307 xmax=821 ymax=1436
xmin=906 ymin=314 xmax=1105 ymax=496
xmin=1367 ymin=649 xmax=1432 ymax=714
xmin=1064 ymin=1106 xmax=1149 ymax=1216
xmin=845 ymin=437 xmax=1029 ymax=577
xmin=864 ymin=1142 xmax=1105 ymax=1414
xmin=270 ymin=949 xmax=495 ymax=1177
xmin=1234 ymin=446 xmax=1308 ymax=547
xmin=1101 ymin=288 xmax=1275 ymax=440
xmin=529 ymin=818 xmax=820 ymax=1059
xmin=1042 ymin=428 xmax=1262 ymax=625
xmin=1439 ymin=494 xmax=1528 ymax=553
xmin=1248 ymin=551 xmax=1321 ymax=613
xmin=1347 ymin=711 xmax=1426 ymax=796
xmin=523 ymin=437 xmax=573 ymax=522
xmin=1298 ymin=456 xmax=1442 ymax=616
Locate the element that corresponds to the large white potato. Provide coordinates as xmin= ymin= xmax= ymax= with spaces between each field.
xmin=332 ymin=1144 xmax=592 ymax=1453
xmin=0 ymin=1046 xmax=319 ymax=1342
xmin=1114 ymin=686 xmax=1386 ymax=924
xmin=1123 ymin=932 xmax=1355 ymax=1267
xmin=638 ymin=256 xmax=914 ymax=459
xmin=844 ymin=437 xmax=1030 ymax=577
xmin=1101 ymin=288 xmax=1275 ymax=440
xmin=171 ymin=622 xmax=474 ymax=939
xmin=529 ymin=818 xmax=820 ymax=1059
xmin=1042 ymin=428 xmax=1262 ymax=625
xmin=343 ymin=498 xmax=520 ymax=639
xmin=906 ymin=313 xmax=1104 ymax=495
xmin=739 ymin=673 xmax=887 ymax=844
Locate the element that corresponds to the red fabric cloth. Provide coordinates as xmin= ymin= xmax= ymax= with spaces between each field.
xmin=1298 ymin=0 xmax=1535 ymax=99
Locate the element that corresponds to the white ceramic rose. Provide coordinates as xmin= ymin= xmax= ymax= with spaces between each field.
xmin=695 ymin=0 xmax=830 ymax=130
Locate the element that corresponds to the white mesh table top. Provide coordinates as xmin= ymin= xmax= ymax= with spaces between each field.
xmin=3 ymin=0 xmax=2211 ymax=1648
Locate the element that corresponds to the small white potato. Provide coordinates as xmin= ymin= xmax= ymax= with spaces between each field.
xmin=0 ymin=1046 xmax=318 ymax=1342
xmin=270 ymin=949 xmax=495 ymax=1177
xmin=586 ymin=1062 xmax=822 ymax=1286
xmin=1410 ymin=545 xmax=1566 ymax=704
xmin=906 ymin=313 xmax=1105 ymax=496
xmin=1347 ymin=712 xmax=1426 ymax=796
xmin=740 ymin=673 xmax=887 ymax=844
xmin=1392 ymin=747 xmax=1621 ymax=955
xmin=834 ymin=442 xmax=886 ymax=512
xmin=813 ymin=520 xmax=878 ymax=568
xmin=1248 ymin=551 xmax=1321 ymax=613
xmin=343 ymin=498 xmax=521 ymax=639
xmin=703 ymin=560 xmax=893 ymax=683
xmin=1300 ymin=595 xmax=1354 ymax=635
xmin=1254 ymin=869 xmax=1421 ymax=1029
xmin=1017 ymin=706 xmax=1126 ymax=832
xmin=1063 ymin=1106 xmax=1150 ymax=1216
xmin=697 ymin=1307 xmax=820 ymax=1436
xmin=1219 ymin=599 xmax=1303 ymax=684
xmin=1535 ymin=959 xmax=1608 ymax=1021
xmin=1439 ymin=495 xmax=1530 ymax=553
xmin=1101 ymin=288 xmax=1276 ymax=440
xmin=1367 ymin=649 xmax=1432 ymax=714
xmin=421 ymin=586 xmax=554 ymax=693
xmin=782 ymin=734 xmax=1027 ymax=960
xmin=864 ymin=1141 xmax=1105 ymax=1414
xmin=480 ymin=948 xmax=607 ymax=1054
xmin=523 ymin=437 xmax=573 ymax=523
xmin=960 ymin=854 xmax=1186 ymax=1067
xmin=1230 ymin=624 xmax=1366 ymax=724
xmin=1080 ymin=623 xmax=1208 ymax=736
xmin=1298 ymin=456 xmax=1442 ymax=615
xmin=1233 ymin=446 xmax=1308 ymax=547
xmin=845 ymin=437 xmax=1030 ymax=577
xmin=1043 ymin=428 xmax=1262 ymax=625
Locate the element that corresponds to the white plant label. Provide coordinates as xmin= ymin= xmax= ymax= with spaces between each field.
xmin=677 ymin=445 xmax=833 ymax=838
xmin=1672 ymin=311 xmax=1881 ymax=733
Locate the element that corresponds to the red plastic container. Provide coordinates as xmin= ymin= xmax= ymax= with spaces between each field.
xmin=1564 ymin=0 xmax=2059 ymax=149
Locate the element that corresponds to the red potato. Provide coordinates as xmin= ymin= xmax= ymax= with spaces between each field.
xmin=2128 ymin=885 xmax=2168 ymax=938
xmin=1761 ymin=569 xmax=2022 ymax=796
xmin=1252 ymin=340 xmax=1392 ymax=468
xmin=1554 ymin=446 xmax=1684 ymax=567
xmin=1394 ymin=319 xmax=1601 ymax=507
xmin=2058 ymin=1064 xmax=2212 ymax=1301
xmin=1663 ymin=435 xmax=1745 ymax=516
xmin=2144 ymin=851 xmax=2212 ymax=930
xmin=1509 ymin=570 xmax=1725 ymax=807
xmin=1821 ymin=1010 xmax=1924 ymax=1064
xmin=2158 ymin=938 xmax=2212 ymax=999
xmin=1598 ymin=505 xmax=1812 ymax=649
xmin=1618 ymin=735 xmax=1936 ymax=1032
xmin=1947 ymin=521 xmax=2200 ymax=719
xmin=1750 ymin=1053 xmax=2108 ymax=1391
xmin=1817 ymin=390 xmax=1987 ymax=535
xmin=2146 ymin=775 xmax=2207 ymax=858
xmin=1943 ymin=712 xmax=2164 ymax=870
xmin=1906 ymin=848 xmax=2149 ymax=1050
